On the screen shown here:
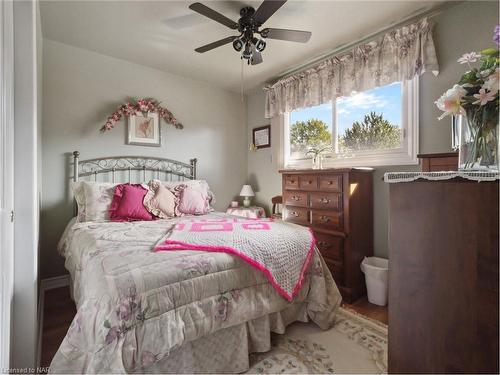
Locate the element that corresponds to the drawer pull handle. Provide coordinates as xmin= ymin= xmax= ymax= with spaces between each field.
xmin=319 ymin=198 xmax=331 ymax=204
xmin=290 ymin=211 xmax=299 ymax=217
xmin=307 ymin=180 xmax=313 ymax=184
xmin=317 ymin=241 xmax=331 ymax=248
xmin=288 ymin=179 xmax=295 ymax=184
xmin=328 ymin=180 xmax=335 ymax=185
xmin=319 ymin=215 xmax=331 ymax=223
xmin=291 ymin=195 xmax=301 ymax=201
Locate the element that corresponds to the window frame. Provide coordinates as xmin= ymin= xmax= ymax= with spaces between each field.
xmin=281 ymin=77 xmax=419 ymax=168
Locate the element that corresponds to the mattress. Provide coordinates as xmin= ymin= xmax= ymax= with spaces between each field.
xmin=51 ymin=212 xmax=342 ymax=373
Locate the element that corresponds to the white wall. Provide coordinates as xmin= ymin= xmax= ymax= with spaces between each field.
xmin=12 ymin=0 xmax=40 ymax=369
xmin=246 ymin=1 xmax=500 ymax=258
xmin=41 ymin=39 xmax=247 ymax=279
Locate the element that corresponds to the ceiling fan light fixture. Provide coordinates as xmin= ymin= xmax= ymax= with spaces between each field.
xmin=190 ymin=1 xmax=312 ymax=66
xmin=255 ymin=39 xmax=266 ymax=52
xmin=242 ymin=43 xmax=253 ymax=60
xmin=232 ymin=38 xmax=244 ymax=52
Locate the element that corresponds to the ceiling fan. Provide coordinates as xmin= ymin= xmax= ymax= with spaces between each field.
xmin=189 ymin=0 xmax=312 ymax=65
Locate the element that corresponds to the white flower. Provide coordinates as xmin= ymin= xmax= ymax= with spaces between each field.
xmin=435 ymin=84 xmax=467 ymax=120
xmin=473 ymin=88 xmax=496 ymax=106
xmin=457 ymin=52 xmax=481 ymax=64
xmin=482 ymin=68 xmax=500 ymax=92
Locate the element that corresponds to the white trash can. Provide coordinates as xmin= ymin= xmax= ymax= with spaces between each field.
xmin=360 ymin=257 xmax=389 ymax=306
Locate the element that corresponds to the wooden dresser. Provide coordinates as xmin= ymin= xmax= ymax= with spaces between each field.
xmin=388 ymin=177 xmax=499 ymax=373
xmin=279 ymin=168 xmax=373 ymax=303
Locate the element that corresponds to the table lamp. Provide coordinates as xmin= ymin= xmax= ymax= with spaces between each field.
xmin=239 ymin=184 xmax=255 ymax=208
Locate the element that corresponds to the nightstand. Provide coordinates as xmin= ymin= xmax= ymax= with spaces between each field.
xmin=226 ymin=206 xmax=266 ymax=219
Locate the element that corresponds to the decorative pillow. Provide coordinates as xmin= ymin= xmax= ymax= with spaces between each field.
xmin=178 ymin=184 xmax=210 ymax=215
xmin=143 ymin=180 xmax=177 ymax=219
xmin=71 ymin=181 xmax=118 ymax=222
xmin=71 ymin=181 xmax=87 ymax=222
xmin=82 ymin=181 xmax=117 ymax=222
xmin=109 ymin=184 xmax=156 ymax=222
xmin=161 ymin=179 xmax=215 ymax=209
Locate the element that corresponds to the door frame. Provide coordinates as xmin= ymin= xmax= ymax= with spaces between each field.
xmin=0 ymin=0 xmax=15 ymax=370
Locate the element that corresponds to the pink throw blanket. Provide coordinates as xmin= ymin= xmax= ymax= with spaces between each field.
xmin=155 ymin=217 xmax=316 ymax=301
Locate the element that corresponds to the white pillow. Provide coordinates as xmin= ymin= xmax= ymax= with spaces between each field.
xmin=71 ymin=181 xmax=118 ymax=222
xmin=71 ymin=181 xmax=87 ymax=222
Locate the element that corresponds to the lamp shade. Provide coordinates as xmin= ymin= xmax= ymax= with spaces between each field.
xmin=239 ymin=184 xmax=255 ymax=197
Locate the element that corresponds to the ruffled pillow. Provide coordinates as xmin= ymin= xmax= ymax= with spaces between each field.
xmin=143 ymin=180 xmax=177 ymax=219
xmin=109 ymin=183 xmax=156 ymax=222
xmin=178 ymin=184 xmax=210 ymax=215
xmin=160 ymin=180 xmax=215 ymax=210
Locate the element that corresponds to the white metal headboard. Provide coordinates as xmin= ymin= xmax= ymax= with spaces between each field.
xmin=72 ymin=151 xmax=197 ymax=183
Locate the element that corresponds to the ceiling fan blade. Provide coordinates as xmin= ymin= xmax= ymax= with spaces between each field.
xmin=261 ymin=28 xmax=311 ymax=43
xmin=251 ymin=46 xmax=263 ymax=65
xmin=253 ymin=0 xmax=287 ymax=25
xmin=189 ymin=2 xmax=239 ymax=30
xmin=194 ymin=36 xmax=238 ymax=53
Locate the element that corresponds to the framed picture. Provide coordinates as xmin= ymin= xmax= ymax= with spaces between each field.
xmin=252 ymin=125 xmax=271 ymax=149
xmin=127 ymin=112 xmax=160 ymax=147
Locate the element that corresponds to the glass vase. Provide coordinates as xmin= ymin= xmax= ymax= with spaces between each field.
xmin=312 ymin=155 xmax=323 ymax=169
xmin=455 ymin=113 xmax=499 ymax=172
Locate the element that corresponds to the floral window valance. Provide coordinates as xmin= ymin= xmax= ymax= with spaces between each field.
xmin=264 ymin=18 xmax=439 ymax=118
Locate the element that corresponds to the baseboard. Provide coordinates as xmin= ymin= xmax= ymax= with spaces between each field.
xmin=37 ymin=274 xmax=71 ymax=368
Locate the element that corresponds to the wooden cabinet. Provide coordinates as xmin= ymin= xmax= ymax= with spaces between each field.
xmin=388 ymin=178 xmax=499 ymax=373
xmin=280 ymin=168 xmax=373 ymax=303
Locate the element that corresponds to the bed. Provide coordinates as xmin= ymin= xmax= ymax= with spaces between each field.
xmin=49 ymin=152 xmax=342 ymax=374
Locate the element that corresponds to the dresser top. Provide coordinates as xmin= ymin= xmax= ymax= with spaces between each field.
xmin=279 ymin=167 xmax=374 ymax=174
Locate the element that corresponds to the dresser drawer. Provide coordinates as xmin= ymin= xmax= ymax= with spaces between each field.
xmin=283 ymin=191 xmax=308 ymax=207
xmin=319 ymin=174 xmax=342 ymax=192
xmin=314 ymin=232 xmax=343 ymax=262
xmin=311 ymin=210 xmax=343 ymax=230
xmin=283 ymin=175 xmax=299 ymax=190
xmin=284 ymin=206 xmax=309 ymax=225
xmin=325 ymin=259 xmax=344 ymax=285
xmin=298 ymin=175 xmax=318 ymax=190
xmin=310 ymin=192 xmax=342 ymax=210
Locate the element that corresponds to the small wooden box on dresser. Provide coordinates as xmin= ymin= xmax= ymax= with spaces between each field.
xmin=279 ymin=168 xmax=373 ymax=303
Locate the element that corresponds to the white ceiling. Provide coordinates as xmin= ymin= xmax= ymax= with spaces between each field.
xmin=40 ymin=0 xmax=446 ymax=93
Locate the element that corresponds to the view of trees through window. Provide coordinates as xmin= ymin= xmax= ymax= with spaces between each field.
xmin=289 ymin=82 xmax=403 ymax=159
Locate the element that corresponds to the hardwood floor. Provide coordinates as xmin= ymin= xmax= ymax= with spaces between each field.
xmin=40 ymin=286 xmax=388 ymax=367
xmin=343 ymin=296 xmax=388 ymax=325
xmin=40 ymin=286 xmax=76 ymax=368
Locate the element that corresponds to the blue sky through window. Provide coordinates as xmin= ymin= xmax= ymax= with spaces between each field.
xmin=290 ymin=82 xmax=402 ymax=136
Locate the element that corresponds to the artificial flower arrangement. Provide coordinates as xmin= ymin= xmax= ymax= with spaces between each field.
xmin=435 ymin=25 xmax=499 ymax=170
xmin=100 ymin=98 xmax=183 ymax=132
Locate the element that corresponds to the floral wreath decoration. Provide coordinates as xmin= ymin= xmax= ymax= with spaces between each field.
xmin=100 ymin=98 xmax=183 ymax=132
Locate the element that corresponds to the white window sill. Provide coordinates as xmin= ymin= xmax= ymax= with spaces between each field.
xmin=285 ymin=150 xmax=419 ymax=169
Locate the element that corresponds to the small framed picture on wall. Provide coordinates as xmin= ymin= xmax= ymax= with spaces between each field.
xmin=252 ymin=125 xmax=271 ymax=149
xmin=127 ymin=112 xmax=160 ymax=147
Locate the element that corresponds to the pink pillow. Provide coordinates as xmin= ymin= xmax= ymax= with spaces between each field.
xmin=178 ymin=185 xmax=210 ymax=215
xmin=109 ymin=184 xmax=156 ymax=222
xmin=143 ymin=181 xmax=177 ymax=219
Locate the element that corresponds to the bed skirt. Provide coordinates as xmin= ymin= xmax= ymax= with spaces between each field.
xmin=136 ymin=303 xmax=309 ymax=374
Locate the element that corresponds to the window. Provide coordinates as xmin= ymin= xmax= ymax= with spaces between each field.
xmin=283 ymin=78 xmax=419 ymax=168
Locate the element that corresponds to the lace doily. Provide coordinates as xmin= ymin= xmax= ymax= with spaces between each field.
xmin=384 ymin=171 xmax=500 ymax=183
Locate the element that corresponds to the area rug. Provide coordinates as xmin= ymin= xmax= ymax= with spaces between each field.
xmin=247 ymin=307 xmax=388 ymax=374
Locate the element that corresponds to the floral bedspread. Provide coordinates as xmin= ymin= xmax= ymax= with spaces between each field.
xmin=51 ymin=213 xmax=341 ymax=373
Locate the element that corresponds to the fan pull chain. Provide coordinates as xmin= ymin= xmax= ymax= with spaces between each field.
xmin=240 ymin=57 xmax=245 ymax=102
